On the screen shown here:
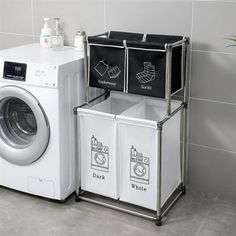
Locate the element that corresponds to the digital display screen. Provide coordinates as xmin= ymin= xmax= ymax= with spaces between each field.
xmin=3 ymin=61 xmax=27 ymax=81
xmin=15 ymin=66 xmax=22 ymax=72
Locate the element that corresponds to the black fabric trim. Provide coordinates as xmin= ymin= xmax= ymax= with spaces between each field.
xmin=109 ymin=31 xmax=143 ymax=41
xmin=87 ymin=36 xmax=124 ymax=47
xmin=126 ymin=41 xmax=165 ymax=50
xmin=146 ymin=34 xmax=183 ymax=44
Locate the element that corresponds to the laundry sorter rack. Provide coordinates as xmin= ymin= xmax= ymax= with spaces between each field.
xmin=74 ymin=31 xmax=190 ymax=226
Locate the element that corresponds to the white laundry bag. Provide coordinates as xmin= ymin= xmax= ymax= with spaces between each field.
xmin=78 ymin=92 xmax=142 ymax=199
xmin=117 ymin=98 xmax=181 ymax=210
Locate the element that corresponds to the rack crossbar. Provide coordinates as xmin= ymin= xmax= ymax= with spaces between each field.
xmin=75 ymin=91 xmax=109 ymax=111
xmin=158 ymin=102 xmax=185 ymax=126
xmin=161 ymin=190 xmax=183 ymax=218
xmin=77 ymin=185 xmax=184 ymax=223
xmin=170 ymin=38 xmax=187 ymax=48
xmin=79 ymin=196 xmax=156 ymax=221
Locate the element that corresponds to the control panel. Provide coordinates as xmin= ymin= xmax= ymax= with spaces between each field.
xmin=3 ymin=61 xmax=27 ymax=81
xmin=0 ymin=60 xmax=58 ymax=88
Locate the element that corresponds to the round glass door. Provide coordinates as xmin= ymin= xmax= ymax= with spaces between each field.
xmin=2 ymin=98 xmax=37 ymax=146
xmin=0 ymin=86 xmax=50 ymax=165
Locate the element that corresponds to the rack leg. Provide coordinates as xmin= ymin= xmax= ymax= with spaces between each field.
xmin=156 ymin=216 xmax=162 ymax=226
xmin=156 ymin=124 xmax=163 ymax=227
xmin=75 ymin=187 xmax=81 ymax=202
xmin=182 ymin=185 xmax=186 ymax=195
xmin=178 ymin=182 xmax=186 ymax=195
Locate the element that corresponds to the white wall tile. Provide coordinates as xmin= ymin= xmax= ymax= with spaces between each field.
xmin=191 ymin=51 xmax=236 ymax=104
xmin=189 ymin=98 xmax=236 ymax=153
xmin=105 ymin=0 xmax=192 ymax=36
xmin=0 ymin=33 xmax=33 ymax=50
xmin=192 ymin=1 xmax=236 ymax=53
xmin=32 ymin=0 xmax=105 ymax=41
xmin=0 ymin=0 xmax=33 ymax=35
xmin=188 ymin=143 xmax=236 ymax=200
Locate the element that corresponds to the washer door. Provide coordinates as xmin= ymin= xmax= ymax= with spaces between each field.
xmin=0 ymin=86 xmax=50 ymax=165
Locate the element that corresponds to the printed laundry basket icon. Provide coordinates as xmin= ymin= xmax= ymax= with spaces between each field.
xmin=117 ymin=98 xmax=181 ymax=210
xmin=130 ymin=146 xmax=150 ymax=184
xmin=91 ymin=135 xmax=109 ymax=172
xmin=78 ymin=91 xmax=142 ymax=199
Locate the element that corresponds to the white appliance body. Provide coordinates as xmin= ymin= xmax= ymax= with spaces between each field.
xmin=0 ymin=44 xmax=88 ymax=200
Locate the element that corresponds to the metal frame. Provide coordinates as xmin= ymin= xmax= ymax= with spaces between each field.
xmin=74 ymin=34 xmax=190 ymax=226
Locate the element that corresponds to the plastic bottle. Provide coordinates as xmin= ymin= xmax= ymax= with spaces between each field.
xmin=130 ymin=146 xmax=135 ymax=156
xmin=51 ymin=18 xmax=64 ymax=50
xmin=40 ymin=17 xmax=52 ymax=48
xmin=91 ymin=135 xmax=95 ymax=145
xmin=74 ymin=31 xmax=86 ymax=51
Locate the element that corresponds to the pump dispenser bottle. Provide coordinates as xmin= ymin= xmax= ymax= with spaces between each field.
xmin=40 ymin=17 xmax=52 ymax=48
xmin=51 ymin=18 xmax=64 ymax=49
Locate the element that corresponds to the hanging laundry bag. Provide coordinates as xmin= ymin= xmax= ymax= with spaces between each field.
xmin=78 ymin=91 xmax=142 ymax=199
xmin=88 ymin=32 xmax=143 ymax=92
xmin=127 ymin=34 xmax=184 ymax=98
xmin=117 ymin=98 xmax=181 ymax=210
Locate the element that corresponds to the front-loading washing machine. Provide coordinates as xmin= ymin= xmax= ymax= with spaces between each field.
xmin=0 ymin=44 xmax=89 ymax=200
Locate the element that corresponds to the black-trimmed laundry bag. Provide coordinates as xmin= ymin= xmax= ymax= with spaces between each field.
xmin=88 ymin=32 xmax=144 ymax=92
xmin=88 ymin=37 xmax=126 ymax=91
xmin=127 ymin=34 xmax=184 ymax=98
xmin=146 ymin=34 xmax=184 ymax=95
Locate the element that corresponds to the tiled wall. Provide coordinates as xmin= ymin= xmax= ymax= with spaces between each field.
xmin=0 ymin=0 xmax=236 ymax=199
xmin=189 ymin=1 xmax=236 ymax=199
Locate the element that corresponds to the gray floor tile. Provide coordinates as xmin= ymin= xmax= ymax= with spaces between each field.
xmin=0 ymin=187 xmax=236 ymax=236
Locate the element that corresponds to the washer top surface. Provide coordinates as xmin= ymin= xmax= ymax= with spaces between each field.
xmin=0 ymin=43 xmax=84 ymax=66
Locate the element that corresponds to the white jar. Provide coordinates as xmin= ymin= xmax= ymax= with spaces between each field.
xmin=74 ymin=31 xmax=86 ymax=51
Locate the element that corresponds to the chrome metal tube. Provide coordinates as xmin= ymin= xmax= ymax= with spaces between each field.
xmin=75 ymin=91 xmax=109 ymax=110
xmin=181 ymin=39 xmax=186 ymax=95
xmin=170 ymin=39 xmax=186 ymax=48
xmin=79 ymin=196 xmax=156 ymax=221
xmin=158 ymin=102 xmax=184 ymax=126
xmin=74 ymin=109 xmax=80 ymax=199
xmin=184 ymin=38 xmax=190 ymax=104
xmin=87 ymin=43 xmax=124 ymax=49
xmin=161 ymin=190 xmax=183 ymax=217
xmin=156 ymin=124 xmax=163 ymax=220
xmin=165 ymin=44 xmax=172 ymax=116
xmin=83 ymin=38 xmax=89 ymax=103
xmin=182 ymin=38 xmax=190 ymax=187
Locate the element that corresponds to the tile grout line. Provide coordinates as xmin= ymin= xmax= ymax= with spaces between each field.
xmin=30 ymin=0 xmax=35 ymax=42
xmin=192 ymin=49 xmax=236 ymax=56
xmin=190 ymin=96 xmax=236 ymax=106
xmin=185 ymin=0 xmax=195 ymax=185
xmin=103 ymin=0 xmax=107 ymax=32
xmin=188 ymin=142 xmax=236 ymax=155
xmin=197 ymin=0 xmax=236 ymax=3
xmin=0 ymin=32 xmax=33 ymax=37
xmin=0 ymin=32 xmax=75 ymax=44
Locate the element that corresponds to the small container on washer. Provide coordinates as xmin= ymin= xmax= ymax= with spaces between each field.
xmin=74 ymin=31 xmax=86 ymax=51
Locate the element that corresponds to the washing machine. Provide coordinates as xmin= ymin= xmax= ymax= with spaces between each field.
xmin=0 ymin=44 xmax=87 ymax=200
